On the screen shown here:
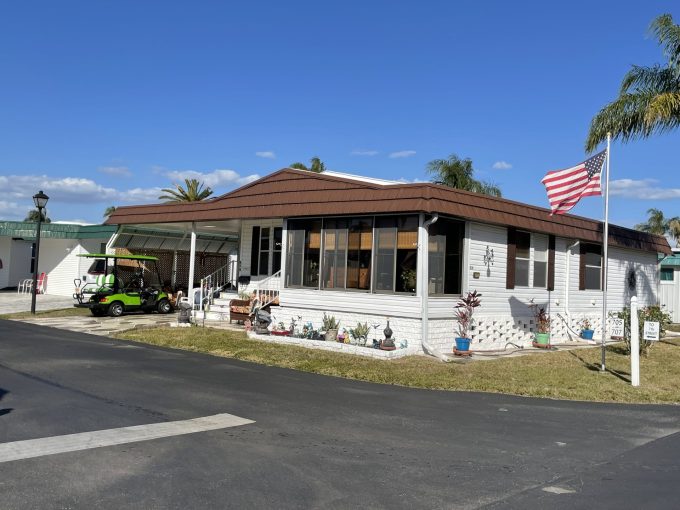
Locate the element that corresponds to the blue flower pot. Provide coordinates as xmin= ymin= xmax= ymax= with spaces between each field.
xmin=581 ymin=329 xmax=594 ymax=340
xmin=455 ymin=337 xmax=471 ymax=351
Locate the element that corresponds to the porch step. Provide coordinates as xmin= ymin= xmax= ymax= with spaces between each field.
xmin=208 ymin=304 xmax=231 ymax=313
xmin=212 ymin=297 xmax=234 ymax=306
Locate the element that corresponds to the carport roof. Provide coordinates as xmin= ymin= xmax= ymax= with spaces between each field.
xmin=0 ymin=221 xmax=116 ymax=240
xmin=106 ymin=168 xmax=671 ymax=255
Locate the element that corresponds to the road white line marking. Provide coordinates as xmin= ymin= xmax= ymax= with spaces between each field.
xmin=542 ymin=486 xmax=576 ymax=494
xmin=0 ymin=413 xmax=254 ymax=463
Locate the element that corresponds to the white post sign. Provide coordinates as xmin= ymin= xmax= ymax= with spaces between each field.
xmin=610 ymin=318 xmax=625 ymax=339
xmin=643 ymin=321 xmax=660 ymax=341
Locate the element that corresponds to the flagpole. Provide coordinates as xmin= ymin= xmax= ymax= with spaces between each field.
xmin=601 ymin=132 xmax=611 ymax=372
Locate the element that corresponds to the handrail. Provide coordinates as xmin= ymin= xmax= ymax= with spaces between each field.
xmin=198 ymin=262 xmax=232 ymax=312
xmin=253 ymin=270 xmax=281 ymax=308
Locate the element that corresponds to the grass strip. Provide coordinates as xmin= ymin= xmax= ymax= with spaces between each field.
xmin=116 ymin=327 xmax=680 ymax=404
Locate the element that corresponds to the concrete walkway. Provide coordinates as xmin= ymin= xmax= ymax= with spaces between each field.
xmin=14 ymin=313 xmax=179 ymax=336
xmin=0 ymin=291 xmax=75 ymax=314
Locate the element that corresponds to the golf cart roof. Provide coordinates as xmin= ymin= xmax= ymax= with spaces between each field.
xmin=78 ymin=253 xmax=159 ymax=261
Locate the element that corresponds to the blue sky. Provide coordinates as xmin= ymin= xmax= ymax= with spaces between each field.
xmin=1 ymin=1 xmax=678 ymax=227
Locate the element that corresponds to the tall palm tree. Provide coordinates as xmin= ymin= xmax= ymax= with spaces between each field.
xmin=103 ymin=206 xmax=116 ymax=218
xmin=586 ymin=14 xmax=680 ymax=152
xmin=634 ymin=208 xmax=680 ymax=245
xmin=24 ymin=210 xmax=51 ymax=223
xmin=426 ymin=154 xmax=502 ymax=197
xmin=159 ymin=178 xmax=213 ymax=203
xmin=289 ymin=156 xmax=326 ymax=173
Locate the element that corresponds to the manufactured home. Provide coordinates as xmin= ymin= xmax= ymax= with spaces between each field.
xmin=106 ymin=169 xmax=670 ymax=355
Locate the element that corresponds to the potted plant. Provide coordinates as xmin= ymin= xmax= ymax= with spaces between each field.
xmin=454 ymin=290 xmax=482 ymax=352
xmin=578 ymin=317 xmax=594 ymax=340
xmin=529 ymin=300 xmax=551 ymax=346
xmin=322 ymin=313 xmax=340 ymax=342
xmin=349 ymin=322 xmax=370 ymax=346
xmin=271 ymin=321 xmax=291 ymax=336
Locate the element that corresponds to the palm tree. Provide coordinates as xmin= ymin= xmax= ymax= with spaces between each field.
xmin=586 ymin=14 xmax=680 ymax=152
xmin=24 ymin=210 xmax=51 ymax=223
xmin=103 ymin=206 xmax=116 ymax=218
xmin=634 ymin=208 xmax=680 ymax=245
xmin=426 ymin=154 xmax=502 ymax=197
xmin=159 ymin=178 xmax=213 ymax=203
xmin=289 ymin=157 xmax=326 ymax=173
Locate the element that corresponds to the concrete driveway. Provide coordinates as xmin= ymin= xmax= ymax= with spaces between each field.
xmin=0 ymin=291 xmax=74 ymax=314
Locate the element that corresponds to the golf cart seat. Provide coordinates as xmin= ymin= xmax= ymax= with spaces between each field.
xmin=96 ymin=274 xmax=117 ymax=292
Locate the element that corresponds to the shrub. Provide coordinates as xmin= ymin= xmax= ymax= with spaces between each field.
xmin=454 ymin=290 xmax=482 ymax=339
xmin=610 ymin=305 xmax=672 ymax=356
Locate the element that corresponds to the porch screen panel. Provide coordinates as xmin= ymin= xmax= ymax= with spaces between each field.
xmin=346 ymin=218 xmax=372 ymax=290
xmin=374 ymin=217 xmax=397 ymax=292
xmin=428 ymin=217 xmax=464 ymax=295
xmin=322 ymin=219 xmax=348 ymax=289
xmin=285 ymin=219 xmax=321 ymax=288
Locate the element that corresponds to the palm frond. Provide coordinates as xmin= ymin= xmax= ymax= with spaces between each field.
xmin=650 ymin=14 xmax=680 ymax=73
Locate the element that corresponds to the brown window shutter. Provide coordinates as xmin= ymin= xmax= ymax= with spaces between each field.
xmin=250 ymin=226 xmax=260 ymax=276
xmin=579 ymin=243 xmax=586 ymax=290
xmin=506 ymin=227 xmax=516 ymax=289
xmin=547 ymin=235 xmax=556 ymax=291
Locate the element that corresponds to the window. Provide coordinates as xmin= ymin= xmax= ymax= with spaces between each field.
xmin=661 ymin=267 xmax=674 ymax=281
xmin=515 ymin=231 xmax=531 ymax=287
xmin=285 ymin=219 xmax=321 ymax=288
xmin=532 ymin=234 xmax=548 ymax=288
xmin=428 ymin=218 xmax=464 ymax=295
xmin=581 ymin=243 xmax=602 ymax=290
xmin=250 ymin=225 xmax=283 ymax=276
xmin=258 ymin=227 xmax=270 ymax=276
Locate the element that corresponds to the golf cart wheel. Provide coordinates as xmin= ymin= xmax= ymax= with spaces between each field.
xmin=107 ymin=302 xmax=124 ymax=317
xmin=157 ymin=299 xmax=172 ymax=314
xmin=91 ymin=308 xmax=106 ymax=317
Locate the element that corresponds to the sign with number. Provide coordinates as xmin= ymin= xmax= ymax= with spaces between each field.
xmin=643 ymin=321 xmax=660 ymax=341
xmin=610 ymin=318 xmax=625 ymax=339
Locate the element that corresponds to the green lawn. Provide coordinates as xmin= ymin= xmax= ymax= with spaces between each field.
xmin=0 ymin=307 xmax=89 ymax=320
xmin=116 ymin=327 xmax=680 ymax=404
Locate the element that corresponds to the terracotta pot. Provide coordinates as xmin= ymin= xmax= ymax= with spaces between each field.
xmin=325 ymin=329 xmax=338 ymax=342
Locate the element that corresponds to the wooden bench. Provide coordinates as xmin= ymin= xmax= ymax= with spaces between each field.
xmin=229 ymin=299 xmax=252 ymax=324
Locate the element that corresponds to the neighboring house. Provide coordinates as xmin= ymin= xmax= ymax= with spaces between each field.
xmin=0 ymin=222 xmax=116 ymax=296
xmin=659 ymin=249 xmax=680 ymax=322
xmin=106 ymin=169 xmax=670 ymax=354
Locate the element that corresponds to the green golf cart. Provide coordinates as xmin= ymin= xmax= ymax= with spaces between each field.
xmin=73 ymin=253 xmax=173 ymax=317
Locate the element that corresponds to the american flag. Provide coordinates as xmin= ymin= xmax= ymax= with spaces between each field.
xmin=541 ymin=150 xmax=607 ymax=215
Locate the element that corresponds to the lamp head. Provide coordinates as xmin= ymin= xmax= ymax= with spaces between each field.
xmin=33 ymin=190 xmax=49 ymax=209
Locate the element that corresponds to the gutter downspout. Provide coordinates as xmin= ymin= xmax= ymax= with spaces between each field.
xmin=564 ymin=239 xmax=579 ymax=324
xmin=420 ymin=213 xmax=449 ymax=361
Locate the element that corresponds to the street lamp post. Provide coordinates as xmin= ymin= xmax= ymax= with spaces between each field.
xmin=30 ymin=190 xmax=49 ymax=315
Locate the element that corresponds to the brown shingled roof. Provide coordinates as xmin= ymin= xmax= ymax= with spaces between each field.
xmin=106 ymin=168 xmax=671 ymax=254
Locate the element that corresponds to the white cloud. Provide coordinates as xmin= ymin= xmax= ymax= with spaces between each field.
xmin=351 ymin=149 xmax=379 ymax=156
xmin=255 ymin=151 xmax=276 ymax=159
xmin=0 ymin=174 xmax=162 ymax=205
xmin=98 ymin=166 xmax=132 ymax=177
xmin=492 ymin=161 xmax=512 ymax=170
xmin=0 ymin=199 xmax=26 ymax=220
xmin=164 ymin=169 xmax=260 ymax=189
xmin=609 ymin=179 xmax=680 ymax=200
xmin=389 ymin=150 xmax=417 ymax=159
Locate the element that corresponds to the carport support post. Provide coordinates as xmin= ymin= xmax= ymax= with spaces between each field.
xmin=630 ymin=296 xmax=640 ymax=387
xmin=188 ymin=223 xmax=197 ymax=308
xmin=171 ymin=250 xmax=178 ymax=288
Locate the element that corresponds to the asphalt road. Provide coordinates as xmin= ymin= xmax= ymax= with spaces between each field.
xmin=1 ymin=319 xmax=679 ymax=509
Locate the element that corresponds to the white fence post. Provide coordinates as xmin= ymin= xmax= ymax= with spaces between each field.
xmin=630 ymin=296 xmax=640 ymax=387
